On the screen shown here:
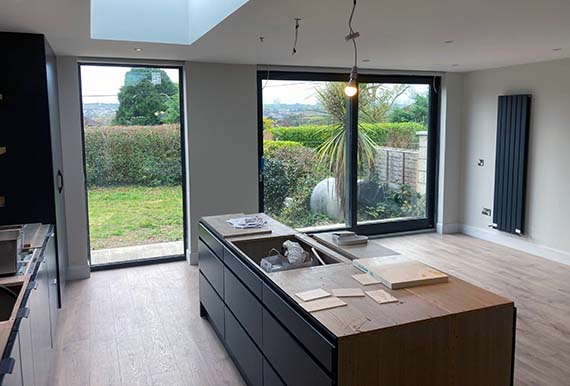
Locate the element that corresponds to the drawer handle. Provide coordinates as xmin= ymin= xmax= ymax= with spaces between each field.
xmin=0 ymin=358 xmax=15 ymax=375
xmin=17 ymin=307 xmax=30 ymax=319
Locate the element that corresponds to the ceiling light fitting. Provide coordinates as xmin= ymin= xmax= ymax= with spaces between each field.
xmin=134 ymin=47 xmax=143 ymax=52
xmin=344 ymin=0 xmax=360 ymax=97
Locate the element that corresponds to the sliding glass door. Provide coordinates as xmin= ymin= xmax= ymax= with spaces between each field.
xmin=258 ymin=71 xmax=439 ymax=235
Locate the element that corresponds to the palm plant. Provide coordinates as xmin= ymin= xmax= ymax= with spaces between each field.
xmin=315 ymin=82 xmax=410 ymax=210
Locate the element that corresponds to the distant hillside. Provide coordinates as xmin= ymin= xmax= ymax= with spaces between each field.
xmin=83 ymin=103 xmax=119 ymax=126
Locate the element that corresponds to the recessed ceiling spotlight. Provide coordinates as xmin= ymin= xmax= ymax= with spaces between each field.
xmin=552 ymin=48 xmax=562 ymax=51
xmin=444 ymin=40 xmax=454 ymax=44
xmin=134 ymin=48 xmax=143 ymax=52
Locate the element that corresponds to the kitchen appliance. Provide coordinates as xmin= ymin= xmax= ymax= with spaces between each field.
xmin=0 ymin=228 xmax=22 ymax=275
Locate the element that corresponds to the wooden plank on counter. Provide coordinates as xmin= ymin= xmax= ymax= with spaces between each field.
xmin=353 ymin=255 xmax=449 ymax=289
xmin=22 ymin=223 xmax=50 ymax=249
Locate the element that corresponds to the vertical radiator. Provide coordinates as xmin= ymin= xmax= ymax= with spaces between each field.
xmin=492 ymin=94 xmax=531 ymax=235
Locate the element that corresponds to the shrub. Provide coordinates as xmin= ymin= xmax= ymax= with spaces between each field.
xmin=263 ymin=157 xmax=290 ymax=214
xmin=84 ymin=124 xmax=181 ymax=187
xmin=263 ymin=140 xmax=303 ymax=157
xmin=269 ymin=122 xmax=425 ymax=149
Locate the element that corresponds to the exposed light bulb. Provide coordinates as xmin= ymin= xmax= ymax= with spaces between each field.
xmin=344 ymin=82 xmax=357 ymax=97
xmin=344 ymin=66 xmax=358 ymax=97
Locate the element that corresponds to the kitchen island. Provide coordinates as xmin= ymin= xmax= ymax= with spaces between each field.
xmin=198 ymin=214 xmax=516 ymax=386
xmin=0 ymin=224 xmax=58 ymax=386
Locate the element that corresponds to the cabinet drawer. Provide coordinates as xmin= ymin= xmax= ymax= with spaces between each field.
xmin=199 ymin=240 xmax=224 ymax=297
xmin=225 ymin=309 xmax=263 ymax=386
xmin=198 ymin=223 xmax=224 ymax=260
xmin=224 ymin=267 xmax=262 ymax=346
xmin=263 ymin=284 xmax=334 ymax=372
xmin=263 ymin=360 xmax=285 ymax=386
xmin=262 ymin=310 xmax=333 ymax=386
xmin=199 ymin=273 xmax=224 ymax=338
xmin=224 ymin=247 xmax=262 ymax=298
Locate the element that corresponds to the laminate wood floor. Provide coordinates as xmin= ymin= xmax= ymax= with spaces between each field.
xmin=52 ymin=233 xmax=570 ymax=386
xmin=51 ymin=261 xmax=246 ymax=386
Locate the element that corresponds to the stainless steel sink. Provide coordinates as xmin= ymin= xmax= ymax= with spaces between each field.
xmin=0 ymin=282 xmax=23 ymax=321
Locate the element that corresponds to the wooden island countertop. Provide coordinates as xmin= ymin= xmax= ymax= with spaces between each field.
xmin=199 ymin=214 xmax=516 ymax=386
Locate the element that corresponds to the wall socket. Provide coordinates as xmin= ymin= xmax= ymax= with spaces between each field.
xmin=481 ymin=208 xmax=492 ymax=216
xmin=477 ymin=159 xmax=485 ymax=167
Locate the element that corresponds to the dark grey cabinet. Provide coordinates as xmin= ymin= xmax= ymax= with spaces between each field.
xmin=1 ymin=233 xmax=57 ymax=386
xmin=198 ymin=222 xmax=336 ymax=386
xmin=30 ymin=255 xmax=53 ymax=386
xmin=45 ymin=236 xmax=58 ymax=347
xmin=225 ymin=310 xmax=263 ymax=386
xmin=0 ymin=32 xmax=67 ymax=308
xmin=18 ymin=309 xmax=34 ymax=386
xmin=1 ymin=333 xmax=22 ymax=386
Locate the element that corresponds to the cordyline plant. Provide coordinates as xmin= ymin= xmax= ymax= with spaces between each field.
xmin=315 ymin=82 xmax=409 ymax=211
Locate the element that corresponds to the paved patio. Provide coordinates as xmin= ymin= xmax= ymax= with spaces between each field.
xmin=91 ymin=241 xmax=184 ymax=266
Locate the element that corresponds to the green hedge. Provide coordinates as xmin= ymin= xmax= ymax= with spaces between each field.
xmin=85 ymin=124 xmax=181 ymax=187
xmin=263 ymin=140 xmax=303 ymax=156
xmin=269 ymin=122 xmax=425 ymax=149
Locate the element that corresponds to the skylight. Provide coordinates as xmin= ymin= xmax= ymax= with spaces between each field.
xmin=91 ymin=0 xmax=249 ymax=45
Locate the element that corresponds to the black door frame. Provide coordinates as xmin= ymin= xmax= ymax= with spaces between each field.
xmin=257 ymin=70 xmax=441 ymax=236
xmin=77 ymin=62 xmax=188 ymax=270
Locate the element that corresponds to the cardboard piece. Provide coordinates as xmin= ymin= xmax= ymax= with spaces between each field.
xmin=331 ymin=288 xmax=365 ymax=298
xmin=295 ymin=288 xmax=331 ymax=302
xmin=366 ymin=289 xmax=398 ymax=304
xmin=300 ymin=297 xmax=347 ymax=313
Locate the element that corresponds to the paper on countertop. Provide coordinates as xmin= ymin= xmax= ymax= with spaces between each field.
xmin=227 ymin=216 xmax=267 ymax=229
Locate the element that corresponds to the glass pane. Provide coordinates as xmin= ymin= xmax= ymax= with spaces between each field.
xmin=80 ymin=65 xmax=185 ymax=265
xmin=356 ymin=83 xmax=430 ymax=225
xmin=262 ymin=80 xmax=347 ymax=231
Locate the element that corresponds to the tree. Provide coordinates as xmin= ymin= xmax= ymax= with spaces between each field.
xmin=390 ymin=93 xmax=428 ymax=126
xmin=114 ymin=68 xmax=178 ymax=126
xmin=314 ymin=83 xmax=409 ymax=209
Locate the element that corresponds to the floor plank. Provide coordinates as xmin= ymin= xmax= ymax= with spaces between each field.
xmin=52 ymin=261 xmax=245 ymax=386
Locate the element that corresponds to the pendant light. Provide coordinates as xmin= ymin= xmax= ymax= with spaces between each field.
xmin=344 ymin=0 xmax=360 ymax=97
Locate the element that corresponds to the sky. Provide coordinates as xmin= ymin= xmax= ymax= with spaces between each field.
xmin=262 ymin=80 xmax=428 ymax=105
xmin=80 ymin=65 xmax=180 ymax=104
xmin=80 ymin=65 xmax=427 ymax=106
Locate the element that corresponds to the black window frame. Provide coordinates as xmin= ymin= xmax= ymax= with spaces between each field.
xmin=257 ymin=70 xmax=440 ymax=236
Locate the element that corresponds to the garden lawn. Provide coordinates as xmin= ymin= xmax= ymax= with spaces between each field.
xmin=87 ymin=185 xmax=183 ymax=250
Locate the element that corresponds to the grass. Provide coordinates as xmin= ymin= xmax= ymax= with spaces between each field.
xmin=87 ymin=185 xmax=183 ymax=250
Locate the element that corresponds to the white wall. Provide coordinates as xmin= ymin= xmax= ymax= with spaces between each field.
xmin=461 ymin=58 xmax=570 ymax=264
xmin=56 ymin=56 xmax=91 ymax=279
xmin=437 ymin=73 xmax=463 ymax=234
xmin=55 ymin=59 xmax=258 ymax=273
xmin=185 ymin=62 xmax=258 ymax=263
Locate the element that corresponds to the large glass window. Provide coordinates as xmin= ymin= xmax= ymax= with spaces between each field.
xmin=258 ymin=72 xmax=439 ymax=235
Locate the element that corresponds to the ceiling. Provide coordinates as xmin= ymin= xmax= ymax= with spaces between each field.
xmin=1 ymin=0 xmax=570 ymax=72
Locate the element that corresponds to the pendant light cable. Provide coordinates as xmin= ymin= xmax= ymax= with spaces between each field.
xmin=348 ymin=0 xmax=358 ymax=69
xmin=344 ymin=0 xmax=360 ymax=96
xmin=292 ymin=18 xmax=301 ymax=55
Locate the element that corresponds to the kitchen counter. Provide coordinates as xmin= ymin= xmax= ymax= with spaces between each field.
xmin=0 ymin=224 xmax=53 ymax=384
xmin=198 ymin=214 xmax=516 ymax=386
